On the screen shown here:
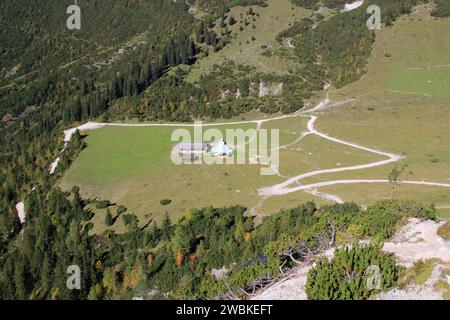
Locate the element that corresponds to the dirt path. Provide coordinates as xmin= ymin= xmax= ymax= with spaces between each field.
xmin=256 ymin=111 xmax=450 ymax=205
xmin=266 ymin=179 xmax=450 ymax=196
xmin=304 ymin=188 xmax=344 ymax=204
xmin=51 ymin=96 xmax=332 ymax=174
xmin=258 ymin=115 xmax=406 ymax=197
xmin=258 ymin=115 xmax=450 ymax=197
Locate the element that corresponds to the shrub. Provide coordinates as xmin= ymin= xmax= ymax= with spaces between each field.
xmin=355 ymin=205 xmax=402 ymax=240
xmin=306 ymin=243 xmax=400 ymax=300
xmin=96 ymin=200 xmax=110 ymax=209
xmin=437 ymin=221 xmax=450 ymax=241
xmin=105 ymin=209 xmax=114 ymax=227
xmin=432 ymin=0 xmax=450 ymax=18
xmin=122 ymin=213 xmax=138 ymax=229
xmin=355 ymin=200 xmax=437 ymax=240
xmin=116 ymin=205 xmax=127 ymax=214
xmin=160 ymin=199 xmax=172 ymax=206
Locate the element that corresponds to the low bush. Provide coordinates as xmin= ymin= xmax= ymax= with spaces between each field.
xmin=160 ymin=199 xmax=172 ymax=206
xmin=306 ymin=243 xmax=400 ymax=300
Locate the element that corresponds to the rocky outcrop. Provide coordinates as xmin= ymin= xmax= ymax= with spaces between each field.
xmin=258 ymin=80 xmax=283 ymax=97
xmin=219 ymin=80 xmax=283 ymax=100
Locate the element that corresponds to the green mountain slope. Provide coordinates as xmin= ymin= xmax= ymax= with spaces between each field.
xmin=0 ymin=0 xmax=193 ymax=83
xmin=0 ymin=0 xmax=449 ymax=301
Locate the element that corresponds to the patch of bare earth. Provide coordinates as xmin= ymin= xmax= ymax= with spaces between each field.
xmin=378 ymin=218 xmax=450 ymax=300
xmin=251 ymin=249 xmax=334 ymax=300
xmin=383 ymin=218 xmax=450 ymax=268
xmin=377 ymin=264 xmax=448 ymax=300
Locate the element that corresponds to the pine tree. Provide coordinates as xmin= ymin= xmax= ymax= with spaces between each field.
xmin=82 ymin=96 xmax=90 ymax=118
xmin=140 ymin=60 xmax=153 ymax=88
xmin=187 ymin=38 xmax=196 ymax=59
xmin=13 ymin=256 xmax=29 ymax=299
xmin=105 ymin=209 xmax=114 ymax=227
xmin=39 ymin=254 xmax=51 ymax=298
xmin=111 ymin=75 xmax=123 ymax=100
xmin=195 ymin=21 xmax=205 ymax=43
xmin=161 ymin=214 xmax=172 ymax=241
xmin=220 ymin=14 xmax=226 ymax=28
xmin=180 ymin=45 xmax=190 ymax=65
xmin=62 ymin=105 xmax=70 ymax=124
xmin=161 ymin=51 xmax=169 ymax=67
xmin=166 ymin=44 xmax=177 ymax=66
xmin=125 ymin=76 xmax=138 ymax=96
xmin=72 ymin=96 xmax=82 ymax=122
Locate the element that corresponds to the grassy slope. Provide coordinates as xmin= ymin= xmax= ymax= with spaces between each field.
xmin=61 ymin=4 xmax=450 ymax=228
xmin=309 ymin=10 xmax=450 ymax=212
xmin=59 ymin=123 xmax=279 ymax=223
xmin=59 ymin=113 xmax=384 ymax=226
xmin=387 ymin=67 xmax=450 ymax=97
xmin=186 ymin=0 xmax=311 ymax=83
xmin=438 ymin=209 xmax=450 ymax=218
xmin=0 ymin=0 xmax=193 ymax=90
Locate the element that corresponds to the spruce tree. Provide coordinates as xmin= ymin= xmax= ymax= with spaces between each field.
xmin=105 ymin=209 xmax=114 ymax=227
xmin=195 ymin=21 xmax=205 ymax=43
xmin=161 ymin=214 xmax=172 ymax=241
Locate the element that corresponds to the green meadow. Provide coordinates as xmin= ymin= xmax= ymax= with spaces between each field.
xmin=387 ymin=67 xmax=450 ymax=97
xmin=60 ymin=123 xmax=280 ymax=225
xmin=61 ymin=8 xmax=450 ymax=230
xmin=308 ymin=11 xmax=450 ymax=214
xmin=438 ymin=208 xmax=450 ymax=218
xmin=60 ymin=113 xmax=390 ymax=228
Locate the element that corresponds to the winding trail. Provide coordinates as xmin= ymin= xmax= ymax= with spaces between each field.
xmin=304 ymin=188 xmax=344 ymax=204
xmin=265 ymin=179 xmax=450 ymax=196
xmin=258 ymin=115 xmax=406 ymax=197
xmin=258 ymin=113 xmax=450 ymax=200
